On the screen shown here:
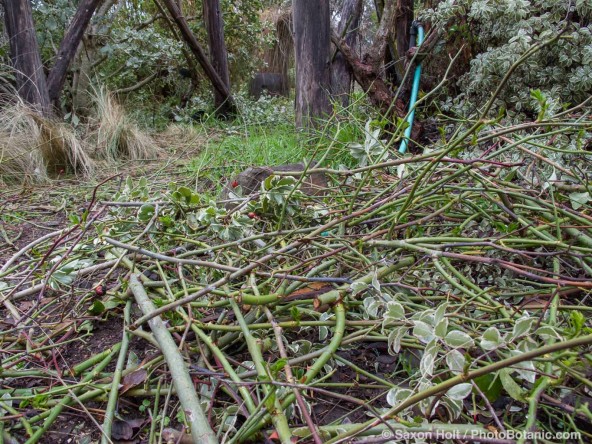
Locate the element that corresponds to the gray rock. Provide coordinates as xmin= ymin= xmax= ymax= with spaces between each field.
xmin=221 ymin=162 xmax=328 ymax=207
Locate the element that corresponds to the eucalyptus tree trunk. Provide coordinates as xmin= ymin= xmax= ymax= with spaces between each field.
xmin=330 ymin=0 xmax=406 ymax=117
xmin=394 ymin=0 xmax=414 ymax=83
xmin=293 ymin=0 xmax=331 ymax=129
xmin=3 ymin=0 xmax=51 ymax=116
xmin=332 ymin=0 xmax=363 ymax=107
xmin=46 ymin=0 xmax=103 ymax=106
xmin=374 ymin=0 xmax=414 ymax=85
xmin=72 ymin=37 xmax=96 ymax=115
xmin=72 ymin=0 xmax=118 ymax=115
xmin=203 ymin=0 xmax=232 ymax=116
xmin=161 ymin=0 xmax=235 ymax=115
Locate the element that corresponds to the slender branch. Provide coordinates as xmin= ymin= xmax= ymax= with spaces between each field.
xmin=129 ymin=274 xmax=217 ymax=444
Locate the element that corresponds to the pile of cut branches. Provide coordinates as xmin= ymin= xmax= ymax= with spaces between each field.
xmin=1 ymin=110 xmax=591 ymax=443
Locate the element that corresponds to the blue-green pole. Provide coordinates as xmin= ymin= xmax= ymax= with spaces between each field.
xmin=399 ymin=22 xmax=424 ymax=154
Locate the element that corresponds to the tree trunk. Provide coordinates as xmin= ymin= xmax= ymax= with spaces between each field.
xmin=72 ymin=43 xmax=95 ymax=115
xmin=72 ymin=0 xmax=117 ymax=116
xmin=46 ymin=0 xmax=103 ymax=106
xmin=373 ymin=0 xmax=397 ymax=85
xmin=160 ymin=0 xmax=235 ymax=114
xmin=394 ymin=0 xmax=414 ymax=83
xmin=153 ymin=0 xmax=200 ymax=86
xmin=293 ymin=0 xmax=331 ymax=129
xmin=203 ymin=0 xmax=231 ymax=116
xmin=4 ymin=0 xmax=51 ymax=116
xmin=331 ymin=0 xmax=363 ymax=107
xmin=330 ymin=1 xmax=406 ymax=118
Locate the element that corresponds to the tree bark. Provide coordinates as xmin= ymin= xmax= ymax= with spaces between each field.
xmin=72 ymin=0 xmax=118 ymax=116
xmin=4 ymin=0 xmax=51 ymax=116
xmin=331 ymin=32 xmax=404 ymax=117
xmin=203 ymin=0 xmax=232 ymax=116
xmin=374 ymin=0 xmax=397 ymax=85
xmin=72 ymin=44 xmax=95 ymax=115
xmin=160 ymin=0 xmax=235 ymax=114
xmin=367 ymin=0 xmax=397 ymax=70
xmin=293 ymin=0 xmax=332 ymax=129
xmin=153 ymin=0 xmax=199 ymax=86
xmin=330 ymin=1 xmax=405 ymax=117
xmin=46 ymin=0 xmax=104 ymax=106
xmin=331 ymin=0 xmax=363 ymax=107
xmin=394 ymin=0 xmax=414 ymax=82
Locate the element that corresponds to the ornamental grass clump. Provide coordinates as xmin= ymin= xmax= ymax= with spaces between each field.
xmin=91 ymin=87 xmax=161 ymax=161
xmin=0 ymin=100 xmax=93 ymax=183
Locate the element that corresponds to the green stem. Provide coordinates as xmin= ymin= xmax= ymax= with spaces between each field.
xmin=101 ymin=301 xmax=132 ymax=444
xmin=25 ymin=344 xmax=121 ymax=444
xmin=230 ymin=299 xmax=292 ymax=444
xmin=129 ymin=274 xmax=217 ymax=444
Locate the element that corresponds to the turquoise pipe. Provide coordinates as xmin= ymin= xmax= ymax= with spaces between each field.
xmin=399 ymin=22 xmax=425 ymax=154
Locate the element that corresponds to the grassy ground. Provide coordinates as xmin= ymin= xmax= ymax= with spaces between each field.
xmin=186 ymin=124 xmax=308 ymax=195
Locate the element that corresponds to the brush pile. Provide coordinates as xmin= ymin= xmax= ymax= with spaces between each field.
xmin=1 ymin=112 xmax=591 ymax=443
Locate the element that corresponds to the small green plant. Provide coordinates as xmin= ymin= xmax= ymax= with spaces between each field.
xmin=347 ymin=119 xmax=389 ymax=167
xmin=194 ymin=204 xmax=253 ymax=241
xmin=248 ymin=175 xmax=304 ymax=223
xmin=138 ymin=399 xmax=151 ymax=413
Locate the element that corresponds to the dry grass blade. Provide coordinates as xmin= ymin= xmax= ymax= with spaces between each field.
xmin=0 ymin=99 xmax=94 ymax=184
xmin=154 ymin=123 xmax=206 ymax=156
xmin=90 ymin=87 xmax=161 ymax=161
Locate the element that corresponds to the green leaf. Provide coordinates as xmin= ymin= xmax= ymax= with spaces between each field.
xmin=88 ymin=300 xmax=105 ymax=315
xmin=385 ymin=301 xmax=405 ymax=321
xmin=31 ymin=394 xmax=49 ymax=409
xmin=269 ymin=358 xmax=287 ymax=375
xmin=481 ymin=327 xmax=502 ymax=350
xmin=446 ymin=350 xmax=465 ymax=374
xmin=535 ymin=328 xmax=561 ymax=345
xmin=420 ymin=340 xmax=439 ymax=377
xmin=499 ymin=368 xmax=525 ymax=402
xmin=440 ymin=396 xmax=463 ymax=420
xmin=445 ymin=330 xmax=475 ymax=349
xmin=104 ymin=299 xmax=122 ymax=310
xmin=435 ymin=317 xmax=449 ymax=339
xmin=137 ymin=204 xmax=155 ymax=222
xmin=569 ymin=192 xmax=590 ymax=210
xmin=570 ymin=311 xmax=585 ymax=335
xmin=0 ymin=393 xmax=10 ymax=415
xmin=510 ymin=315 xmax=535 ymax=341
xmin=362 ymin=296 xmax=380 ymax=318
xmin=474 ymin=374 xmax=502 ymax=403
xmin=510 ymin=352 xmax=537 ymax=383
xmin=386 ymin=387 xmax=413 ymax=407
xmin=446 ymin=383 xmax=472 ymax=401
xmin=351 ymin=281 xmax=369 ymax=296
xmin=434 ymin=303 xmax=448 ymax=323
xmin=290 ymin=306 xmax=301 ymax=323
xmin=172 ymin=186 xmax=200 ymax=206
xmin=413 ymin=320 xmax=435 ymax=344
xmin=186 ymin=213 xmax=200 ymax=231
xmin=69 ymin=213 xmax=80 ymax=225
xmin=126 ymin=350 xmax=140 ymax=368
xmin=387 ymin=327 xmax=408 ymax=355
